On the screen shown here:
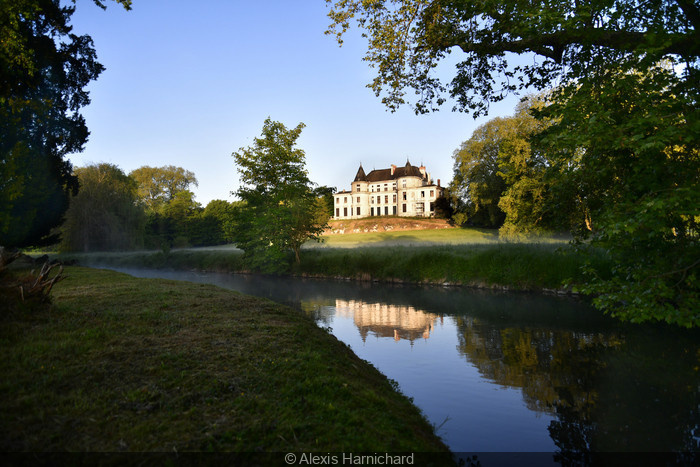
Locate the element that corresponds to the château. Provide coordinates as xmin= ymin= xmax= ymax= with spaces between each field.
xmin=334 ymin=161 xmax=443 ymax=219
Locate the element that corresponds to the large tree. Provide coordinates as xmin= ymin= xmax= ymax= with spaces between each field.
xmin=328 ymin=0 xmax=699 ymax=327
xmin=450 ymin=117 xmax=508 ymax=228
xmin=326 ymin=0 xmax=698 ymax=115
xmin=0 ymin=0 xmax=131 ymax=248
xmin=231 ymin=118 xmax=327 ymax=272
xmin=60 ymin=163 xmax=145 ymax=252
xmin=129 ymin=165 xmax=200 ymax=248
xmin=129 ymin=165 xmax=198 ymax=214
xmin=535 ymin=64 xmax=699 ymax=327
xmin=451 ymin=96 xmax=558 ymax=232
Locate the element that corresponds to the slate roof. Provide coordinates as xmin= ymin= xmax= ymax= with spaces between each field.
xmin=353 ymin=165 xmax=367 ymax=182
xmin=353 ymin=161 xmax=426 ymax=182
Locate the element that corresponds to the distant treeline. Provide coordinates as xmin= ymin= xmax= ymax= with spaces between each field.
xmin=58 ymin=163 xmax=333 ymax=252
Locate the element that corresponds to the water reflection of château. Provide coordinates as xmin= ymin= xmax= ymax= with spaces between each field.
xmin=334 ymin=299 xmax=441 ymax=343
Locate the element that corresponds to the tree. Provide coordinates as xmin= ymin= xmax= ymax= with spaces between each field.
xmin=314 ymin=185 xmax=337 ymax=220
xmin=231 ymin=118 xmax=327 ymax=272
xmin=328 ymin=0 xmax=699 ymax=326
xmin=129 ymin=165 xmax=198 ymax=214
xmin=184 ymin=199 xmax=238 ymax=246
xmin=450 ymin=96 xmax=552 ymax=231
xmin=534 ymin=64 xmax=699 ymax=327
xmin=326 ymin=0 xmax=699 ymax=116
xmin=450 ymin=117 xmax=508 ymax=228
xmin=129 ymin=165 xmax=200 ymax=248
xmin=0 ymin=0 xmax=131 ymax=248
xmin=60 ymin=163 xmax=145 ymax=251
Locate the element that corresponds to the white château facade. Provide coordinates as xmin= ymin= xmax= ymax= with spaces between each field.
xmin=334 ymin=161 xmax=444 ymax=219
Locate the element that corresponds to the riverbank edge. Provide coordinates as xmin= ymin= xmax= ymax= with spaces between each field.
xmin=1 ymin=266 xmax=454 ymax=456
xmin=55 ymin=244 xmax=597 ymax=298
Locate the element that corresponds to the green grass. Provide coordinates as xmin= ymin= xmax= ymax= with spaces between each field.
xmin=311 ymin=226 xmax=570 ymax=248
xmin=314 ymin=227 xmax=502 ymax=247
xmin=56 ymin=228 xmax=607 ymax=292
xmin=295 ymin=243 xmax=609 ymax=291
xmin=0 ymin=267 xmax=451 ymax=455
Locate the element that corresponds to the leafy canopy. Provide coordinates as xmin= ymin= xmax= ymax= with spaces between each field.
xmin=231 ymin=118 xmax=327 ymax=272
xmin=326 ymin=0 xmax=699 ymax=115
xmin=60 ymin=163 xmax=144 ymax=252
xmin=0 ymin=0 xmax=131 ymax=248
xmin=535 ymin=64 xmax=699 ymax=327
xmin=130 ymin=165 xmax=198 ymax=214
xmin=327 ymin=0 xmax=700 ymax=326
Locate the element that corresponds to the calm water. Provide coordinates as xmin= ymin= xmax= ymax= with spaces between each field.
xmin=104 ymin=267 xmax=699 ymax=456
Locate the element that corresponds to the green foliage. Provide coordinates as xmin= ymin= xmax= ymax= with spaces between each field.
xmin=450 ymin=96 xmax=556 ymax=232
xmin=60 ymin=163 xmax=145 ymax=252
xmin=329 ymin=1 xmax=700 ymax=326
xmin=450 ymin=117 xmax=508 ymax=227
xmin=231 ymin=118 xmax=328 ymax=272
xmin=314 ymin=185 xmax=337 ymax=219
xmin=129 ymin=165 xmax=198 ymax=214
xmin=129 ymin=165 xmax=206 ymax=249
xmin=537 ymin=64 xmax=699 ymax=327
xmin=0 ymin=0 xmax=131 ymax=248
xmin=326 ymin=0 xmax=699 ymax=116
xmin=186 ymin=200 xmax=240 ymax=247
xmin=1 ymin=266 xmax=450 ymax=452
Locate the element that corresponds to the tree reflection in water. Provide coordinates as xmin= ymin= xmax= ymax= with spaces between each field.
xmin=454 ymin=316 xmax=699 ymax=456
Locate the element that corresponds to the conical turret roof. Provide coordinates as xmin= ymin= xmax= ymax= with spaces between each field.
xmin=353 ymin=164 xmax=367 ymax=182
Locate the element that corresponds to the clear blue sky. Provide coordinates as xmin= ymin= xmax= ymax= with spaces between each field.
xmin=68 ymin=0 xmax=524 ymax=205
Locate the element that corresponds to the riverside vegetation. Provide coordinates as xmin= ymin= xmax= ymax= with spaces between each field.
xmin=0 ymin=266 xmax=452 ymax=456
xmin=59 ymin=227 xmax=612 ymax=294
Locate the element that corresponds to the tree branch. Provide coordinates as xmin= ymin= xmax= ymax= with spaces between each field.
xmin=446 ymin=28 xmax=698 ymax=63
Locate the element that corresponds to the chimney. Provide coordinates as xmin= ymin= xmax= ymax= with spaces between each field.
xmin=437 ymin=179 xmax=441 ymax=187
xmin=391 ymin=164 xmax=396 ymax=176
xmin=419 ymin=165 xmax=426 ymax=177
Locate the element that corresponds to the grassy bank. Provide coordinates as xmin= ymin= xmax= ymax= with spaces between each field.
xmin=296 ymin=243 xmax=609 ymax=291
xmin=0 ymin=267 xmax=450 ymax=455
xmin=59 ymin=241 xmax=610 ymax=292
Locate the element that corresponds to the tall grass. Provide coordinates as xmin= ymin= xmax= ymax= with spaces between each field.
xmin=296 ymin=243 xmax=609 ymax=290
xmin=58 ymin=240 xmax=611 ymax=292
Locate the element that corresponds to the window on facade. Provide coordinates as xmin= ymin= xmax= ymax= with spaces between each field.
xmin=357 ymin=197 xmax=360 ymax=203
xmin=384 ymin=195 xmax=388 ymax=203
xmin=403 ymin=192 xmax=407 ymax=201
xmin=393 ymin=206 xmax=397 ymax=215
xmin=393 ymin=194 xmax=397 ymax=202
xmin=371 ymin=207 xmax=374 ymax=216
xmin=371 ymin=196 xmax=374 ymax=204
xmin=384 ymin=184 xmax=388 ymax=191
xmin=356 ymin=184 xmax=361 ymax=192
xmin=344 ymin=196 xmax=348 ymax=203
xmin=421 ymin=191 xmax=425 ymax=198
xmin=430 ymin=190 xmax=434 ymax=197
xmin=336 ymin=208 xmax=339 ymax=217
xmin=384 ymin=206 xmax=388 ymax=215
xmin=336 ymin=197 xmax=340 ymax=204
xmin=357 ymin=207 xmax=361 ymax=215
xmin=344 ymin=207 xmax=347 ymax=216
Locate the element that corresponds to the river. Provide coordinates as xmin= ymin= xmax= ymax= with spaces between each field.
xmin=101 ymin=267 xmax=699 ymax=458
